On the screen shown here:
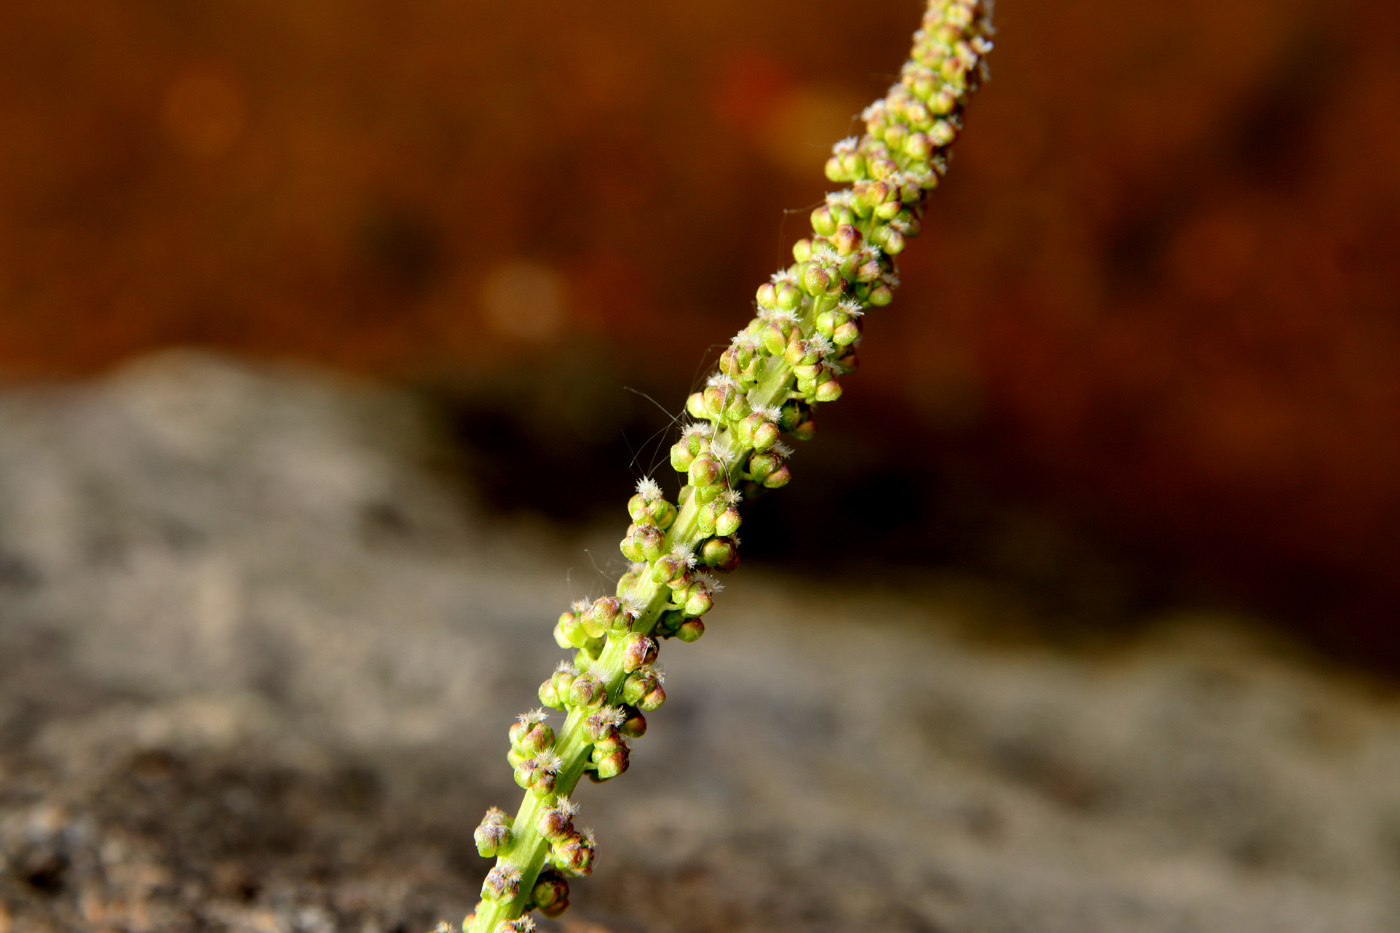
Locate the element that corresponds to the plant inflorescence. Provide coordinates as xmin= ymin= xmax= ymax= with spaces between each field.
xmin=462 ymin=3 xmax=992 ymax=929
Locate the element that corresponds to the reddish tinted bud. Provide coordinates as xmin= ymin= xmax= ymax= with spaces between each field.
xmin=569 ymin=673 xmax=607 ymax=710
xmin=621 ymin=633 xmax=658 ymax=672
xmin=689 ymin=457 xmax=722 ymax=487
xmin=531 ymin=873 xmax=570 ymax=918
xmin=595 ymin=746 xmax=629 ymax=780
xmin=832 ymin=224 xmax=862 ymax=255
xmin=677 ymin=618 xmax=706 ymax=643
xmin=619 ymin=706 xmax=647 ymax=738
xmin=482 ymin=865 xmax=522 ymax=902
xmin=763 ymin=465 xmax=792 ymax=489
xmin=640 ymin=684 xmax=667 ymax=712
xmin=715 ymin=506 xmax=742 ymax=536
xmin=701 ymin=536 xmax=739 ymax=573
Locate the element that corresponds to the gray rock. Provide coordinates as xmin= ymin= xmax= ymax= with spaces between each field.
xmin=0 ymin=352 xmax=1396 ymax=933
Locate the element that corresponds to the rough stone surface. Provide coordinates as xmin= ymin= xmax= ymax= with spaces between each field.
xmin=0 ymin=353 xmax=1397 ymax=933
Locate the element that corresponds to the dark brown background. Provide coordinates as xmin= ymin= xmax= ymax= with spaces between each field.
xmin=1 ymin=0 xmax=1397 ymax=667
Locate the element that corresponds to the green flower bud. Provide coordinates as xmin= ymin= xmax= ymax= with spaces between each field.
xmin=833 ymin=320 xmax=861 ymax=346
xmin=883 ymin=121 xmax=910 ymax=151
xmin=632 ymin=523 xmax=665 ymax=561
xmin=883 ymin=230 xmax=906 ymax=254
xmin=621 ymin=633 xmax=659 ymax=672
xmin=531 ymin=872 xmax=570 ymax=919
xmin=682 ymin=585 xmax=713 ymax=618
xmin=815 ymin=378 xmax=843 ymax=403
xmin=622 ymin=668 xmax=663 ymax=707
xmin=760 ymin=322 xmax=787 ymax=356
xmin=824 ymin=156 xmax=847 ymax=183
xmin=700 ymin=536 xmax=740 ymax=573
xmin=569 ymin=673 xmax=607 ymax=710
xmin=875 ymin=199 xmax=903 ymax=221
xmin=640 ymin=683 xmax=666 ymax=712
xmin=650 ymin=554 xmax=685 ymax=585
xmin=551 ymin=831 xmax=596 ymax=875
xmin=776 ymin=282 xmax=803 ymax=311
xmin=802 ymin=263 xmax=833 ymax=297
xmin=618 ymin=529 xmax=643 ymax=562
xmin=554 ymin=612 xmax=581 ymax=649
xmin=868 ymin=284 xmax=894 ymax=306
xmin=539 ymin=679 xmax=560 ymax=709
xmin=514 ymin=749 xmax=562 ymax=790
xmin=756 ymin=282 xmax=778 ymax=310
xmin=510 ymin=718 xmax=555 ymax=756
xmin=929 ymin=118 xmax=956 ymax=146
xmin=747 ymin=450 xmax=781 ymax=481
xmin=670 ymin=439 xmax=696 ymax=472
xmin=810 ymin=204 xmax=838 ymax=237
xmin=594 ymin=746 xmax=629 ymax=781
xmin=763 ymin=465 xmax=792 ymax=489
xmin=676 ymin=619 xmax=705 ymax=643
xmin=538 ymin=796 xmax=579 ymax=839
xmin=685 ymin=392 xmax=709 ymax=421
xmin=474 ymin=808 xmax=513 ymax=858
xmin=833 ymin=224 xmax=863 ymax=255
xmin=689 ymin=457 xmax=722 ymax=487
xmin=714 ymin=505 xmax=742 ymax=536
xmin=482 ymin=865 xmax=522 ymax=902
xmin=619 ymin=706 xmax=647 ymax=738
xmin=792 ymin=238 xmax=813 ymax=262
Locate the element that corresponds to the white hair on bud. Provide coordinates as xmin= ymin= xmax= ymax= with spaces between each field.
xmin=629 ymin=561 xmax=648 ymax=575
xmin=838 ymin=298 xmax=865 ymax=317
xmin=770 ymin=308 xmax=798 ymax=326
xmin=570 ymin=599 xmax=589 ymax=614
xmin=710 ymin=435 xmax=735 ymax=463
xmin=771 ymin=268 xmax=798 ymax=285
xmin=517 ymin=708 xmax=548 ymax=725
xmin=514 ymin=918 xmax=537 ymax=933
xmin=705 ymin=373 xmax=739 ymax=392
xmin=536 ymin=750 xmax=564 ymax=774
xmin=482 ymin=806 xmax=509 ymax=824
xmin=490 ymin=864 xmax=523 ymax=885
xmin=773 ymin=441 xmax=794 ymax=458
xmin=735 ymin=332 xmax=761 ymax=351
xmin=832 ymin=136 xmax=859 ymax=155
xmin=681 ymin=422 xmax=713 ymax=437
xmin=861 ymin=101 xmax=886 ymax=121
xmin=883 ymin=270 xmax=902 ymax=288
xmin=889 ymin=218 xmax=910 ymax=235
xmin=754 ymin=404 xmax=782 ymax=422
xmin=555 ymin=795 xmax=580 ymax=818
xmin=581 ymin=827 xmax=597 ymax=848
xmin=694 ymin=572 xmax=724 ymax=593
xmin=598 ymin=706 xmax=627 ymax=728
xmin=622 ymin=595 xmax=646 ymax=619
xmin=812 ymin=244 xmax=841 ymax=266
xmin=719 ymin=488 xmax=743 ymax=506
xmin=635 ymin=477 xmax=662 ymax=499
xmin=555 ymin=660 xmax=578 ymax=676
xmin=810 ymin=334 xmax=836 ymax=357
xmin=670 ymin=543 xmax=696 ymax=566
xmin=826 ymin=189 xmax=857 ymax=209
xmin=644 ymin=663 xmax=667 ymax=684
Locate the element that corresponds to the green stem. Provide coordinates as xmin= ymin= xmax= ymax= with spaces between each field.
xmin=465 ymin=2 xmax=992 ymax=929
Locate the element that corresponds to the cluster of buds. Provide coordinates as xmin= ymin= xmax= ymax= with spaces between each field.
xmin=462 ymin=3 xmax=991 ymax=931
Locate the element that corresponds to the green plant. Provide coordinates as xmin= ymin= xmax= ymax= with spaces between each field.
xmin=462 ymin=3 xmax=993 ymax=929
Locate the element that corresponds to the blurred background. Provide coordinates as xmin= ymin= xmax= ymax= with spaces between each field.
xmin=1 ymin=0 xmax=1398 ymax=669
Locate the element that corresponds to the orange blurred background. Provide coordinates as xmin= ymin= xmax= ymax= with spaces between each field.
xmin=1 ymin=0 xmax=1397 ymax=665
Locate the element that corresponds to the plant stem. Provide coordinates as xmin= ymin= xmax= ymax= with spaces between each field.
xmin=464 ymin=3 xmax=993 ymax=930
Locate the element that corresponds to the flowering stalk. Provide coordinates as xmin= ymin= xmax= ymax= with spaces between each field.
xmin=463 ymin=3 xmax=992 ymax=930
